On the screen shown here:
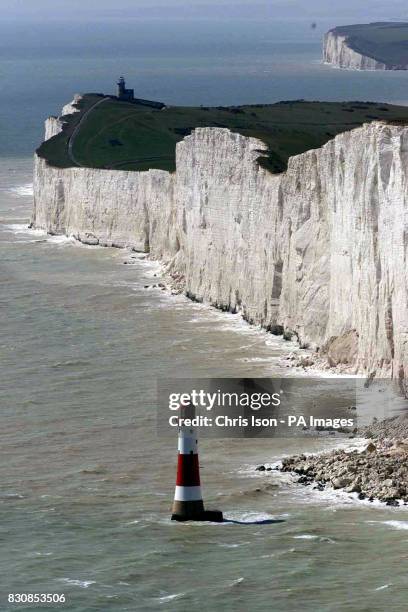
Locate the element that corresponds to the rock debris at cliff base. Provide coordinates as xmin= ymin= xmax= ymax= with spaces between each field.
xmin=275 ymin=415 xmax=408 ymax=506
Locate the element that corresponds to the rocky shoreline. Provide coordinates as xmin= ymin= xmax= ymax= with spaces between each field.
xmin=258 ymin=415 xmax=408 ymax=506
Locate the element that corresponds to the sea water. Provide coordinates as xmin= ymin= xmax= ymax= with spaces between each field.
xmin=2 ymin=18 xmax=408 ymax=612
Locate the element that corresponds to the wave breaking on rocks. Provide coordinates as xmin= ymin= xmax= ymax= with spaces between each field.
xmin=279 ymin=415 xmax=408 ymax=506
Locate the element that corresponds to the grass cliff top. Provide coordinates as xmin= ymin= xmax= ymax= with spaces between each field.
xmin=37 ymin=94 xmax=408 ymax=173
xmin=330 ymin=22 xmax=408 ymax=66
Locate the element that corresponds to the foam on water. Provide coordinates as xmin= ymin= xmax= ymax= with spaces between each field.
xmin=46 ymin=234 xmax=81 ymax=246
xmin=299 ymin=485 xmax=408 ymax=511
xmin=375 ymin=584 xmax=392 ymax=591
xmin=156 ymin=593 xmax=186 ymax=603
xmin=218 ymin=542 xmax=248 ymax=548
xmin=369 ymin=520 xmax=408 ymax=530
xmin=227 ymin=577 xmax=244 ymax=587
xmin=58 ymin=579 xmax=96 ymax=589
xmin=293 ymin=534 xmax=336 ymax=543
xmin=1 ymin=224 xmax=125 ymax=250
xmin=7 ymin=183 xmax=34 ymax=197
xmin=223 ymin=511 xmax=286 ymax=523
xmin=1 ymin=223 xmax=44 ymax=236
xmin=1 ymin=493 xmax=25 ymax=500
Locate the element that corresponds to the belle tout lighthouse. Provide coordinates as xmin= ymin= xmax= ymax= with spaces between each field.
xmin=171 ymin=402 xmax=223 ymax=522
xmin=116 ymin=76 xmax=134 ymax=101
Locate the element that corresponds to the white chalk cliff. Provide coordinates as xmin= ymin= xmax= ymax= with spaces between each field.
xmin=44 ymin=94 xmax=82 ymax=140
xmin=32 ymin=100 xmax=408 ymax=379
xmin=324 ymin=31 xmax=390 ymax=70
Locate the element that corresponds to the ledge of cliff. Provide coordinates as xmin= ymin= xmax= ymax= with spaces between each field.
xmin=35 ymin=93 xmax=408 ymax=175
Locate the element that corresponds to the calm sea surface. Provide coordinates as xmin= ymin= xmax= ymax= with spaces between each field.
xmin=2 ymin=19 xmax=408 ymax=612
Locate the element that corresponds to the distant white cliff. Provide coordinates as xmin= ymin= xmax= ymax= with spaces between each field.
xmin=32 ymin=100 xmax=408 ymax=380
xmin=323 ymin=30 xmax=389 ymax=70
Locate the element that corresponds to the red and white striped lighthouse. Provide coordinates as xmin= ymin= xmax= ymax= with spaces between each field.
xmin=171 ymin=403 xmax=223 ymax=522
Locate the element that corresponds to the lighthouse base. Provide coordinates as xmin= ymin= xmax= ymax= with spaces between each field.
xmin=171 ymin=510 xmax=224 ymax=523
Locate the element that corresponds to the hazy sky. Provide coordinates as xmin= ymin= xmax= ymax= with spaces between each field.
xmin=3 ymin=0 xmax=408 ymax=22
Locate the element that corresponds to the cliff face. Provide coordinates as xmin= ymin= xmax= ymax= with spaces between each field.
xmin=32 ymin=103 xmax=408 ymax=379
xmin=34 ymin=98 xmax=178 ymax=258
xmin=323 ymin=31 xmax=388 ymax=70
xmin=44 ymin=94 xmax=82 ymax=140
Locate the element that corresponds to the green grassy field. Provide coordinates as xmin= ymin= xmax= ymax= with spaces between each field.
xmin=332 ymin=22 xmax=408 ymax=66
xmin=37 ymin=95 xmax=408 ymax=173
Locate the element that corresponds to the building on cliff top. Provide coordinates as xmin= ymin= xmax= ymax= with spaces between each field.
xmin=117 ymin=76 xmax=134 ymax=101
